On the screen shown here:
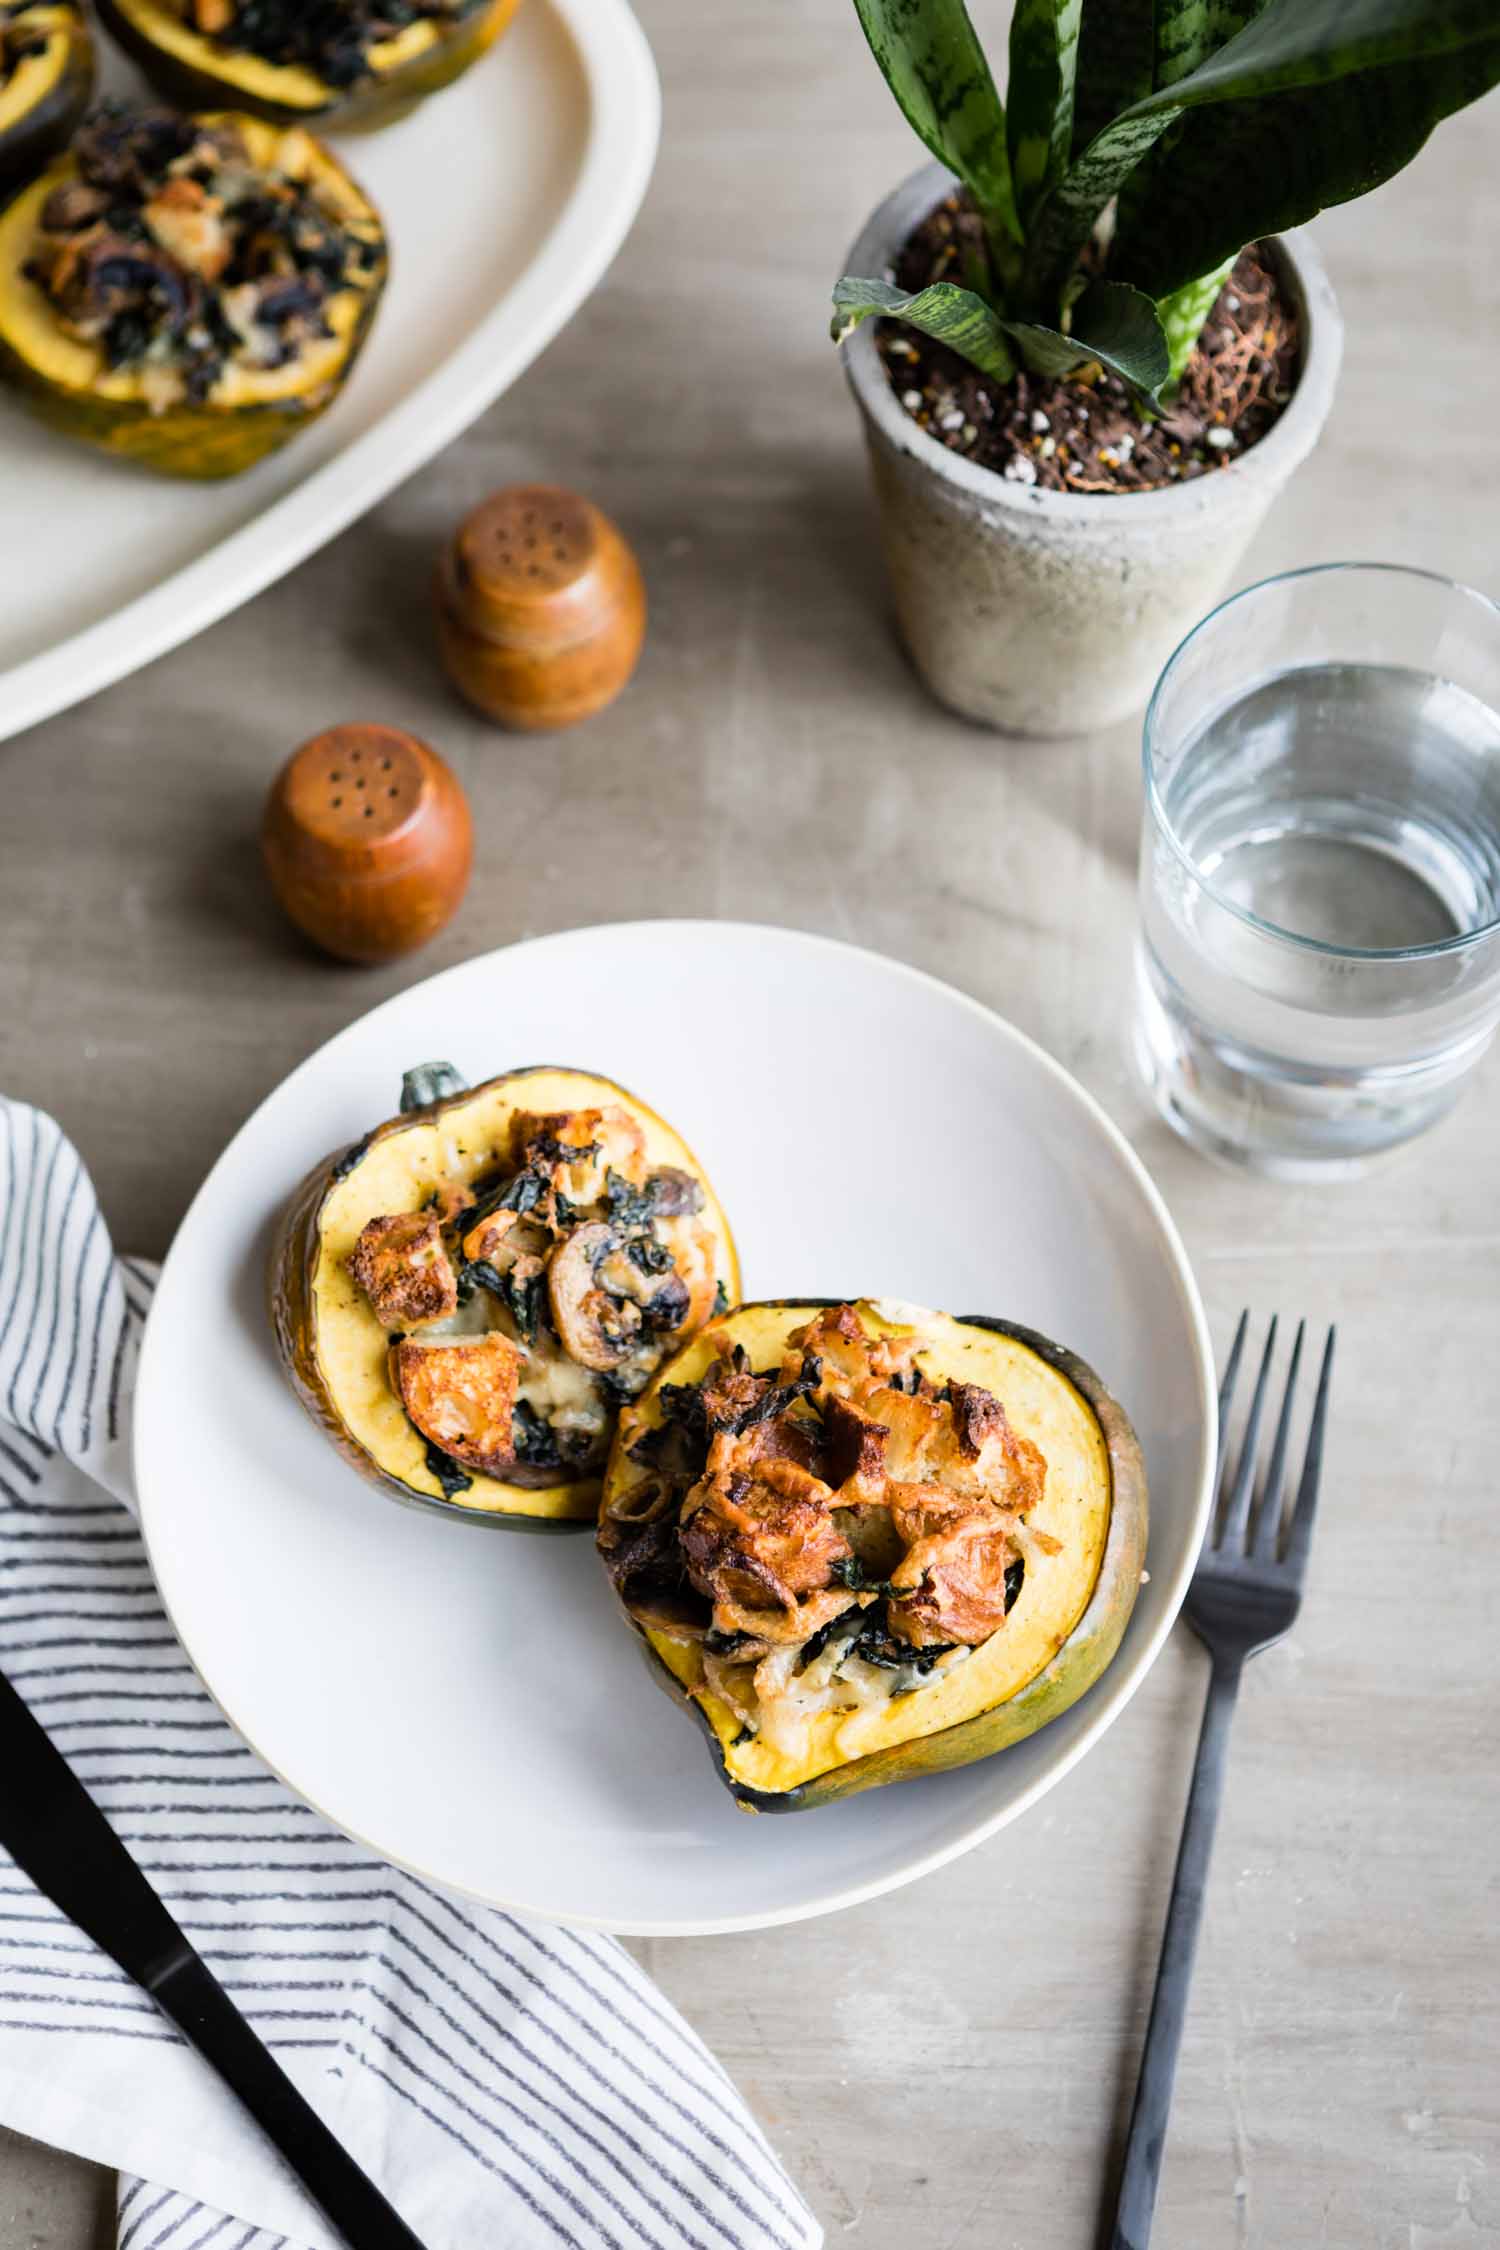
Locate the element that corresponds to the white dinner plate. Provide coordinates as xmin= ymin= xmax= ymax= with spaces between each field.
xmin=134 ymin=922 xmax=1216 ymax=1935
xmin=0 ymin=0 xmax=659 ymax=743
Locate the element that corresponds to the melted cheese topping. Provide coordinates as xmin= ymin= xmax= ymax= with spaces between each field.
xmin=725 ymin=1637 xmax=970 ymax=1761
xmin=516 ymin=1343 xmax=608 ymax=1439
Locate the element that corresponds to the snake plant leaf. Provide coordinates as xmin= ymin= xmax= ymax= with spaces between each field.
xmin=1022 ymin=109 xmax=1171 ymax=310
xmin=831 ymin=276 xmax=1018 ymax=384
xmin=1027 ymin=0 xmax=1500 ymax=312
xmin=1155 ymin=257 xmax=1237 ymax=385
xmin=1005 ymin=279 xmax=1170 ymax=401
xmin=831 ymin=274 xmax=1168 ymax=403
xmin=849 ymin=0 xmax=1021 ymax=256
xmin=1007 ymin=0 xmax=1082 ymax=227
xmin=1114 ymin=43 xmax=1500 ymax=299
xmin=1154 ymin=0 xmax=1270 ymax=91
xmin=1070 ymin=0 xmax=1154 ymax=157
xmin=1128 ymin=0 xmax=1498 ymax=109
xmin=1112 ymin=3 xmax=1270 ymax=259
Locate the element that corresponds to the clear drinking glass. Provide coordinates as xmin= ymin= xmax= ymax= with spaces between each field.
xmin=1134 ymin=563 xmax=1500 ymax=1178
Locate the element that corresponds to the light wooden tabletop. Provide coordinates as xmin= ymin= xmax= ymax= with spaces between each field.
xmin=2 ymin=4 xmax=1497 ymax=2246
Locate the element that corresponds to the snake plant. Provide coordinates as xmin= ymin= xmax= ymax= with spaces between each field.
xmin=832 ymin=0 xmax=1500 ymax=403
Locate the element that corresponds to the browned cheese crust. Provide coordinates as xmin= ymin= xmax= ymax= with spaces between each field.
xmin=601 ymin=1303 xmax=1058 ymax=1732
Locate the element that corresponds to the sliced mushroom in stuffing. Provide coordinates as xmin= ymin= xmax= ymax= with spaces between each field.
xmin=345 ymin=1100 xmax=730 ymax=1487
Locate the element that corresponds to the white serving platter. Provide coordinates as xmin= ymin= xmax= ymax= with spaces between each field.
xmin=0 ymin=0 xmax=660 ymax=744
xmin=133 ymin=921 xmax=1217 ymax=1936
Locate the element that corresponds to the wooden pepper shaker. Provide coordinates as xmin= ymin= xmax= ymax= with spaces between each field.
xmin=435 ymin=483 xmax=646 ymax=730
xmin=261 ymin=723 xmax=472 ymax=964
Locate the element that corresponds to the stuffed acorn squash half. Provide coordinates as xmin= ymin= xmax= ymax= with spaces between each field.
xmin=95 ymin=0 xmax=522 ymax=131
xmin=271 ymin=1063 xmax=741 ymax=1529
xmin=0 ymin=3 xmax=93 ymax=197
xmin=0 ymin=102 xmax=387 ymax=477
xmin=598 ymin=1298 xmax=1147 ymax=1810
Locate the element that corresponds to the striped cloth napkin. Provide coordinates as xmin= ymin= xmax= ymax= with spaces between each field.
xmin=0 ymin=1098 xmax=821 ymax=2250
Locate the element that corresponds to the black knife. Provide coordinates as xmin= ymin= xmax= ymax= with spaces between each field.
xmin=0 ymin=1662 xmax=432 ymax=2250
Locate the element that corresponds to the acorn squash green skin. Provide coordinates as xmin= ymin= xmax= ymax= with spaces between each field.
xmin=0 ymin=314 xmax=384 ymax=477
xmin=269 ymin=1062 xmax=743 ymax=1532
xmin=617 ymin=1303 xmax=1149 ymax=1814
xmin=0 ymin=125 xmax=388 ymax=479
xmin=0 ymin=9 xmax=94 ymax=198
xmin=94 ymin=0 xmax=521 ymax=131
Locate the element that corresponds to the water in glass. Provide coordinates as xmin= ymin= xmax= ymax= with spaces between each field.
xmin=1138 ymin=654 xmax=1500 ymax=1175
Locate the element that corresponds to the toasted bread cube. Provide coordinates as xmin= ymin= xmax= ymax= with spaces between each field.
xmin=348 ymin=1212 xmax=457 ymax=1329
xmin=390 ymin=1332 xmax=525 ymax=1477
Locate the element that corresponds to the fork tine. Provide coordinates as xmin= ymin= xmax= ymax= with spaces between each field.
xmin=1252 ymin=1318 xmax=1305 ymax=1558
xmin=1215 ymin=1310 xmax=1250 ymax=1490
xmin=1219 ymin=1315 xmax=1278 ymax=1552
xmin=1284 ymin=1327 xmax=1335 ymax=1581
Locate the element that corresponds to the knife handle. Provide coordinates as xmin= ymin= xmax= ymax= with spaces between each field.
xmin=0 ymin=1665 xmax=430 ymax=2250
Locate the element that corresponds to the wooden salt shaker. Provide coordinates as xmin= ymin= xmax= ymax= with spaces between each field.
xmin=435 ymin=484 xmax=646 ymax=730
xmin=261 ymin=723 xmax=472 ymax=964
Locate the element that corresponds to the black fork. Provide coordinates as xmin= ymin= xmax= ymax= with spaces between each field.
xmin=1106 ymin=1313 xmax=1336 ymax=2250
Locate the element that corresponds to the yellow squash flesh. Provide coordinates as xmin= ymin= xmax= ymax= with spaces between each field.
xmin=271 ymin=1066 xmax=742 ymax=1529
xmin=601 ymin=1299 xmax=1148 ymax=1809
xmin=0 ymin=114 xmax=387 ymax=478
xmin=94 ymin=0 xmax=521 ymax=130
xmin=0 ymin=5 xmax=93 ymax=193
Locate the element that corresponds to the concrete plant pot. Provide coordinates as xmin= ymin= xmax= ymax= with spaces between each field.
xmin=842 ymin=162 xmax=1345 ymax=737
